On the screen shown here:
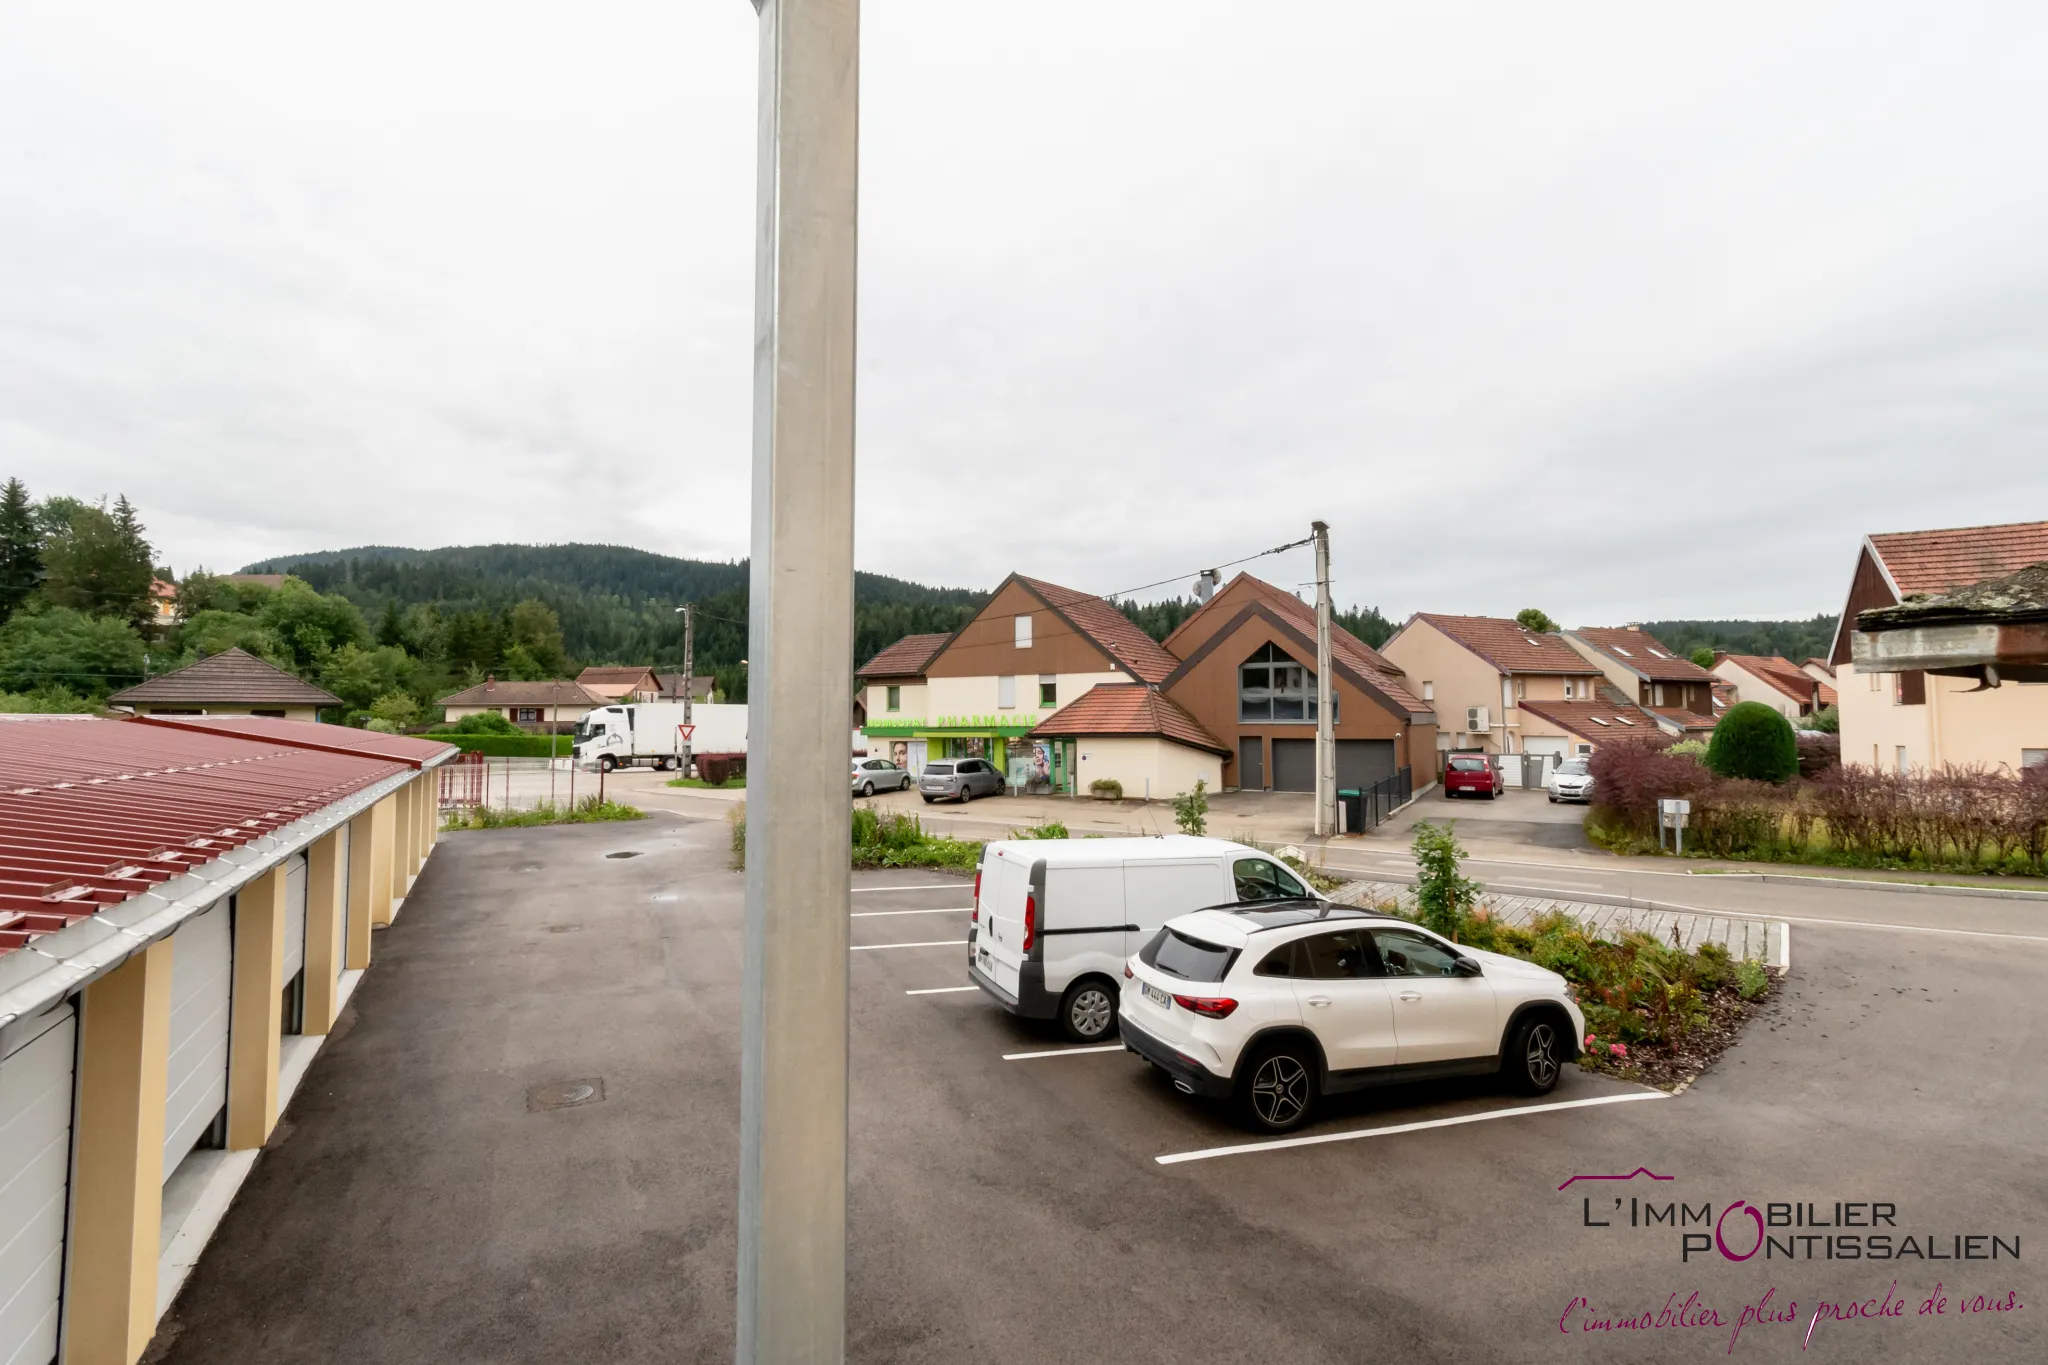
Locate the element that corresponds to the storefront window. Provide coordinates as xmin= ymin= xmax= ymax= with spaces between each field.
xmin=1239 ymin=643 xmax=1332 ymax=722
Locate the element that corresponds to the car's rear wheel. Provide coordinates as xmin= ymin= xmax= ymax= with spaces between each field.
xmin=1236 ymin=1041 xmax=1319 ymax=1134
xmin=921 ymin=795 xmax=935 ymax=804
xmin=1505 ymin=1014 xmax=1565 ymax=1095
xmin=1058 ymin=978 xmax=1118 ymax=1043
xmin=860 ymin=781 xmax=875 ymax=797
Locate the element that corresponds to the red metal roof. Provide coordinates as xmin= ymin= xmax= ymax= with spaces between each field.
xmin=131 ymin=714 xmax=458 ymax=768
xmin=1030 ymin=684 xmax=1230 ymax=755
xmin=0 ymin=718 xmax=408 ymax=957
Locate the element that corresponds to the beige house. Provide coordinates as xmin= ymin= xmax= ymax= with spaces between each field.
xmin=1561 ymin=626 xmax=1719 ymax=722
xmin=108 ymin=646 xmax=340 ymax=722
xmin=575 ymin=665 xmax=662 ymax=702
xmin=438 ymin=677 xmax=608 ymax=732
xmin=1030 ymin=683 xmax=1227 ymax=799
xmin=1710 ymin=654 xmax=1823 ymax=720
xmin=1380 ymin=614 xmax=1604 ymax=761
xmin=1829 ymin=520 xmax=2048 ymax=773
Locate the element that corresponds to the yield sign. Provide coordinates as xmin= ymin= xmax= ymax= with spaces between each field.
xmin=677 ymin=724 xmax=696 ymax=741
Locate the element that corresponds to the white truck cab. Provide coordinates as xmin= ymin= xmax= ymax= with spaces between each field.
xmin=966 ymin=836 xmax=1322 ymax=1042
xmin=572 ymin=702 xmax=747 ymax=774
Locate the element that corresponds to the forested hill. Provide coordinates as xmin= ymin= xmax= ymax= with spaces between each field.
xmin=244 ymin=543 xmax=986 ymax=682
xmin=1640 ymin=616 xmax=1836 ymax=664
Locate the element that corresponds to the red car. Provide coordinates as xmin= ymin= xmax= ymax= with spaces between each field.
xmin=1443 ymin=753 xmax=1503 ymax=799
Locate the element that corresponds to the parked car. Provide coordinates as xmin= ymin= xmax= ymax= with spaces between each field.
xmin=968 ymin=837 xmax=1322 ymax=1042
xmin=851 ymin=757 xmax=913 ymax=796
xmin=1120 ymin=904 xmax=1584 ymax=1133
xmin=919 ymin=758 xmax=1003 ymax=803
xmin=1443 ymin=753 xmax=1503 ymax=799
xmin=1546 ymin=757 xmax=1595 ymax=804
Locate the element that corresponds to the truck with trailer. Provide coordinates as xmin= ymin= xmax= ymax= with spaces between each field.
xmin=571 ymin=702 xmax=747 ymax=775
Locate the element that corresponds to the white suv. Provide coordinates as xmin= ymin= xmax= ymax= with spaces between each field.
xmin=1119 ymin=903 xmax=1585 ymax=1133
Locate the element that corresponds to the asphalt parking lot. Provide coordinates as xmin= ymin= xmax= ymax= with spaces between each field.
xmin=151 ymin=816 xmax=2045 ymax=1363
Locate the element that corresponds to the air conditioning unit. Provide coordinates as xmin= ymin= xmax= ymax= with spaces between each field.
xmin=1467 ymin=705 xmax=1490 ymax=733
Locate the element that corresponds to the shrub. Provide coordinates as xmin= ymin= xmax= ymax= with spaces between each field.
xmin=1588 ymin=738 xmax=1711 ymax=831
xmin=1705 ymin=702 xmax=1798 ymax=784
xmin=1089 ymin=778 xmax=1124 ymax=800
xmin=728 ymin=802 xmax=747 ymax=869
xmin=1410 ymin=821 xmax=1481 ymax=940
xmin=1801 ymin=704 xmax=1839 ymax=735
xmin=441 ymin=796 xmax=645 ymax=830
xmin=369 ymin=691 xmax=421 ymax=729
xmin=1667 ymin=738 xmax=1708 ymax=760
xmin=430 ymin=734 xmax=571 ymax=757
xmin=1008 ymin=821 xmax=1070 ymax=840
xmin=1173 ymin=779 xmax=1209 ymax=836
xmin=697 ymin=754 xmax=745 ymax=785
xmin=442 ymin=711 xmax=523 ymax=736
xmin=363 ymin=718 xmax=400 ymax=734
xmin=1735 ymin=959 xmax=1770 ymax=1000
xmin=1689 ymin=646 xmax=1717 ymax=669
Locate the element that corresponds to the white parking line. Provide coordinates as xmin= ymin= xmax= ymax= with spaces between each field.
xmin=851 ymin=907 xmax=970 ymax=917
xmin=1154 ymin=1091 xmax=1668 ymax=1165
xmin=852 ymin=884 xmax=964 ymax=893
xmin=849 ymin=939 xmax=967 ymax=951
xmin=1003 ymin=1044 xmax=1125 ymax=1061
xmin=905 ymin=985 xmax=978 ymax=995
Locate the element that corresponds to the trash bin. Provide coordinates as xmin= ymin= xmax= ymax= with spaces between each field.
xmin=1337 ymin=788 xmax=1363 ymax=834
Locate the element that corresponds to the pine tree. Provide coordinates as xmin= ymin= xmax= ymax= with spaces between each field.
xmin=0 ymin=478 xmax=41 ymax=625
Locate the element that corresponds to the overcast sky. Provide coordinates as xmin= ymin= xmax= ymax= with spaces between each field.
xmin=3 ymin=2 xmax=2044 ymax=623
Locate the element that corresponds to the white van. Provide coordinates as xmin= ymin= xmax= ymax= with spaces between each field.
xmin=967 ymin=836 xmax=1324 ymax=1042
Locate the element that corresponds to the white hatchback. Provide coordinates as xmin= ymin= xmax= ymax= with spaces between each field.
xmin=1120 ymin=903 xmax=1585 ymax=1133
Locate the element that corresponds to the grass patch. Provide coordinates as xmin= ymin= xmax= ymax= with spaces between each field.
xmin=669 ymin=775 xmax=746 ymax=790
xmin=442 ymin=796 xmax=646 ymax=830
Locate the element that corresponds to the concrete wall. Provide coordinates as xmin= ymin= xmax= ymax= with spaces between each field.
xmin=1071 ymin=736 xmax=1223 ymax=801
xmin=1839 ymin=661 xmax=2048 ymax=772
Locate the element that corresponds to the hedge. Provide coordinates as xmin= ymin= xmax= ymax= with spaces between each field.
xmin=428 ymin=734 xmax=572 ymax=757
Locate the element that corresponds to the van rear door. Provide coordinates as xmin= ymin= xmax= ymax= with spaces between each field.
xmin=1122 ymin=859 xmax=1234 ymax=959
xmin=975 ymin=847 xmax=1036 ymax=1001
xmin=1040 ymin=864 xmax=1127 ymax=996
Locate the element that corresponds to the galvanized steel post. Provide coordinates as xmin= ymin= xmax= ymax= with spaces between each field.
xmin=738 ymin=1 xmax=858 ymax=1362
xmin=1313 ymin=521 xmax=1336 ymax=836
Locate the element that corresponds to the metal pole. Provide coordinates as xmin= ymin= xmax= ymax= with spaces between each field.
xmin=680 ymin=604 xmax=696 ymax=777
xmin=1312 ymin=520 xmax=1336 ymax=837
xmin=739 ymin=1 xmax=858 ymax=1361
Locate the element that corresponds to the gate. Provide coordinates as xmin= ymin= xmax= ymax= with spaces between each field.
xmin=439 ymin=750 xmax=485 ymax=809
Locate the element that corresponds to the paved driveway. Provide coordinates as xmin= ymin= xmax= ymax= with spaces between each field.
xmin=1371 ymin=784 xmax=1593 ymax=850
xmin=149 ymin=816 xmax=2045 ymax=1363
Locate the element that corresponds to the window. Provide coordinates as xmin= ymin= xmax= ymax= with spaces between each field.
xmin=1238 ymin=642 xmax=1330 ymax=722
xmin=885 ymin=685 xmax=901 ymax=712
xmin=1232 ymin=857 xmax=1308 ymax=902
xmin=997 ymin=675 xmax=1017 ymax=709
xmin=1039 ymin=677 xmax=1056 ymax=708
xmin=252 ymin=709 xmax=286 ymax=718
xmin=1653 ymin=684 xmax=1666 ymax=707
xmin=2021 ymin=749 xmax=2047 ymax=769
xmin=1370 ymin=927 xmax=1463 ymax=978
xmin=515 ymin=707 xmax=540 ymax=723
xmin=1015 ymin=614 xmax=1033 ymax=648
xmin=1140 ymin=928 xmax=1238 ymax=982
xmin=1293 ymin=930 xmax=1375 ymax=979
xmin=1896 ymin=746 xmax=1909 ymax=773
xmin=925 ymin=762 xmax=955 ymax=775
xmin=1869 ymin=670 xmax=1883 ymax=692
xmin=1513 ymin=678 xmax=1527 ymax=701
xmin=1421 ymin=681 xmax=1434 ymax=702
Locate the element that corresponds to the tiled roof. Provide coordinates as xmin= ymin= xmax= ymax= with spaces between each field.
xmin=1410 ymin=615 xmax=1603 ymax=676
xmin=0 ymin=718 xmax=408 ymax=957
xmin=1717 ymin=654 xmax=1818 ymax=705
xmin=576 ymin=666 xmax=657 ymax=685
xmin=856 ymin=633 xmax=952 ymax=679
xmin=437 ymin=678 xmax=609 ymax=707
xmin=1029 ymin=684 xmax=1230 ymax=756
xmin=1649 ymin=707 xmax=1717 ymax=733
xmin=654 ymin=673 xmax=715 ymax=699
xmin=1516 ymin=698 xmax=1663 ymax=741
xmin=1566 ymin=627 xmax=1716 ymax=682
xmin=1868 ymin=520 xmax=2048 ymax=596
xmin=1816 ymin=681 xmax=1838 ymax=706
xmin=1018 ymin=577 xmax=1181 ymax=684
xmin=1167 ymin=575 xmax=1428 ymax=714
xmin=108 ymin=647 xmax=342 ymax=707
xmin=132 ymin=715 xmax=456 ymax=768
xmin=1801 ymin=657 xmax=1835 ymax=677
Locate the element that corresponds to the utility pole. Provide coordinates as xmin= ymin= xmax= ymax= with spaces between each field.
xmin=677 ymin=603 xmax=695 ymax=776
xmin=738 ymin=1 xmax=858 ymax=1362
xmin=1313 ymin=520 xmax=1336 ymax=838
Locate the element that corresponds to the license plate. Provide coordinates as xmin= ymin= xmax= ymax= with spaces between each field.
xmin=977 ymin=948 xmax=990 ymax=969
xmin=1142 ymin=982 xmax=1171 ymax=1008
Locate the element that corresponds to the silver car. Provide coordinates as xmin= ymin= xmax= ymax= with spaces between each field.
xmin=919 ymin=758 xmax=1004 ymax=803
xmin=851 ymin=758 xmax=913 ymax=797
xmin=1547 ymin=757 xmax=1596 ymax=804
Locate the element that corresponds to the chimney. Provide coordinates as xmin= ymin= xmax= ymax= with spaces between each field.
xmin=484 ymin=674 xmax=495 ymax=691
xmin=1625 ymin=623 xmax=1641 ymax=631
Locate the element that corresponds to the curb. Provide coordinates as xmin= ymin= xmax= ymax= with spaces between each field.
xmin=1691 ymin=871 xmax=2048 ymax=903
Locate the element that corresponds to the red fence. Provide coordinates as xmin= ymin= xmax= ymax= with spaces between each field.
xmin=439 ymin=751 xmax=485 ymax=809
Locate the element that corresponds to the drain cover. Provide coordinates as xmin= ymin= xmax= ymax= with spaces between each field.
xmin=527 ymin=1078 xmax=605 ymax=1112
xmin=545 ymin=924 xmax=582 ymax=934
xmin=651 ymin=893 xmax=678 ymax=903
xmin=605 ymin=851 xmax=641 ymax=859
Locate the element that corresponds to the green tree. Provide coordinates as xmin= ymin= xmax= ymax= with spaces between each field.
xmin=0 ymin=607 xmax=147 ymax=694
xmin=31 ymin=496 xmax=89 ymax=542
xmin=171 ymin=610 xmax=293 ymax=669
xmin=1689 ymin=646 xmax=1717 ymax=670
xmin=317 ymin=642 xmax=412 ymax=711
xmin=254 ymin=578 xmax=369 ymax=671
xmin=1411 ymin=821 xmax=1482 ymax=940
xmin=40 ymin=500 xmax=154 ymax=622
xmin=1172 ymin=779 xmax=1209 ymax=836
xmin=497 ymin=643 xmax=548 ymax=681
xmin=1801 ymin=704 xmax=1839 ymax=735
xmin=444 ymin=610 xmax=502 ymax=675
xmin=375 ymin=599 xmax=405 ymax=648
xmin=1704 ymin=701 xmax=1799 ymax=784
xmin=368 ymin=691 xmax=421 ymax=729
xmin=0 ymin=478 xmax=41 ymax=625
xmin=506 ymin=598 xmax=570 ymax=675
xmin=1515 ymin=608 xmax=1559 ymax=633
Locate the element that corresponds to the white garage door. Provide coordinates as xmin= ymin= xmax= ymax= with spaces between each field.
xmin=336 ymin=823 xmax=352 ymax=982
xmin=164 ymin=899 xmax=231 ymax=1179
xmin=0 ymin=1002 xmax=76 ymax=1365
xmin=283 ymin=851 xmax=309 ymax=985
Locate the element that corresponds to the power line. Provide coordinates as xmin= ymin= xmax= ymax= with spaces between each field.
xmin=1096 ymin=534 xmax=1317 ymax=604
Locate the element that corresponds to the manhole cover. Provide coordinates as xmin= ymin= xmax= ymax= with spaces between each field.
xmin=605 ymin=851 xmax=642 ymax=860
xmin=546 ymin=924 xmax=582 ymax=934
xmin=527 ymin=1078 xmax=605 ymax=1112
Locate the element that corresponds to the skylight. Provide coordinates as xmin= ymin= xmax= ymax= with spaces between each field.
xmin=1612 ymin=645 xmax=1632 ymax=656
xmin=1524 ymin=636 xmax=1541 ymax=647
xmin=1589 ymin=717 xmax=1610 ymax=726
xmin=1648 ymin=647 xmax=1669 ymax=658
xmin=1615 ymin=717 xmax=1635 ymax=726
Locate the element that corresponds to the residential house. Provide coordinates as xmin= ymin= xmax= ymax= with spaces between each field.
xmin=1712 ymin=654 xmax=1823 ymax=720
xmin=575 ymin=665 xmax=662 ymax=703
xmin=856 ymin=632 xmax=953 ymax=773
xmin=1828 ymin=519 xmax=2048 ymax=772
xmin=654 ymin=672 xmax=715 ymax=703
xmin=1380 ymin=614 xmax=1605 ymax=764
xmin=1149 ymin=574 xmax=1435 ymax=793
xmin=1029 ymin=684 xmax=1230 ymax=798
xmin=1561 ymin=626 xmax=1718 ymax=716
xmin=107 ymin=646 xmax=341 ymax=722
xmin=148 ymin=577 xmax=181 ymax=630
xmin=0 ymin=716 xmax=449 ymax=1365
xmin=437 ymin=677 xmax=609 ymax=732
xmin=1512 ymin=698 xmax=1670 ymax=756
